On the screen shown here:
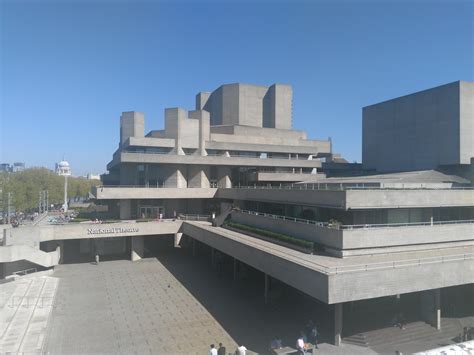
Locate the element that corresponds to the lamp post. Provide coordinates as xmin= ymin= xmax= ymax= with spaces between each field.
xmin=56 ymin=160 xmax=71 ymax=212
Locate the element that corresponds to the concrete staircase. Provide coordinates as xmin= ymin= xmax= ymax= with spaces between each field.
xmin=0 ymin=276 xmax=59 ymax=352
xmin=343 ymin=319 xmax=465 ymax=351
xmin=0 ymin=245 xmax=60 ymax=268
xmin=213 ymin=207 xmax=234 ymax=227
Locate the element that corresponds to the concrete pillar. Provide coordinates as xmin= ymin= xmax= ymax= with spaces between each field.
xmin=233 ymin=258 xmax=238 ymax=281
xmin=165 ymin=165 xmax=187 ymax=188
xmin=165 ymin=108 xmax=186 ymax=155
xmin=188 ymin=165 xmax=210 ymax=188
xmin=264 ymin=273 xmax=270 ymax=304
xmin=131 ymin=237 xmax=144 ymax=261
xmin=435 ymin=289 xmax=441 ymax=330
xmin=217 ymin=166 xmax=232 ymax=188
xmin=57 ymin=240 xmax=64 ymax=264
xmin=119 ymin=200 xmax=131 ymax=220
xmin=420 ymin=289 xmax=441 ymax=329
xmin=189 ymin=110 xmax=210 ymax=156
xmin=174 ymin=232 xmax=183 ymax=248
xmin=192 ymin=239 xmax=196 ymax=256
xmin=334 ymin=303 xmax=343 ymax=346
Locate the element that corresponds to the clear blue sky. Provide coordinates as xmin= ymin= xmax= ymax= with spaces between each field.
xmin=1 ymin=0 xmax=473 ymax=176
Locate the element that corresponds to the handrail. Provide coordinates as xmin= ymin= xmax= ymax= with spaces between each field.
xmin=210 ymin=222 xmax=474 ymax=275
xmin=122 ymin=151 xmax=314 ymax=160
xmin=237 ymin=209 xmax=474 ymax=230
xmin=332 ymin=253 xmax=474 ymax=274
xmin=179 ymin=214 xmax=211 ymax=221
xmin=229 ymin=184 xmax=474 ymax=191
xmin=12 ymin=268 xmax=37 ymax=276
xmin=95 ymin=185 xmax=218 ymax=189
xmin=94 ymin=184 xmax=473 ymax=191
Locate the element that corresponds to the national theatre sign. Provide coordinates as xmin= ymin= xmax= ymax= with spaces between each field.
xmin=87 ymin=227 xmax=139 ymax=235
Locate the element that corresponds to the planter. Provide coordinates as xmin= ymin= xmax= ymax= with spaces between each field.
xmin=223 ymin=225 xmax=314 ymax=254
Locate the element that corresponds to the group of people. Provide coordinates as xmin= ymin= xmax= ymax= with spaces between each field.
xmin=209 ymin=343 xmax=247 ymax=355
xmin=268 ymin=320 xmax=320 ymax=354
xmin=296 ymin=320 xmax=320 ymax=354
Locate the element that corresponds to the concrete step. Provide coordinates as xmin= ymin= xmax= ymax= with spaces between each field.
xmin=342 ymin=334 xmax=369 ymax=347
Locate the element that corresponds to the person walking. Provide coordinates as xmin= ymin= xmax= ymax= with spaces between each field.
xmin=95 ymin=254 xmax=100 ymax=265
xmin=217 ymin=343 xmax=226 ymax=355
xmin=236 ymin=344 xmax=247 ymax=355
xmin=209 ymin=344 xmax=217 ymax=355
xmin=296 ymin=332 xmax=306 ymax=355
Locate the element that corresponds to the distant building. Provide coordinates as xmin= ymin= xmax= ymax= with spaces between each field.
xmin=12 ymin=162 xmax=25 ymax=172
xmin=363 ymin=80 xmax=473 ymax=172
xmin=0 ymin=162 xmax=26 ymax=173
xmin=86 ymin=173 xmax=101 ymax=180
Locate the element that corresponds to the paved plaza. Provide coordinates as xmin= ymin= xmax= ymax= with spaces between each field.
xmin=42 ymin=258 xmax=237 ymax=354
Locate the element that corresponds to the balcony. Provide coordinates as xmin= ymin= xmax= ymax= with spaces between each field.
xmin=231 ymin=210 xmax=474 ymax=257
xmin=107 ymin=151 xmax=323 ymax=170
xmin=93 ymin=186 xmax=218 ymax=200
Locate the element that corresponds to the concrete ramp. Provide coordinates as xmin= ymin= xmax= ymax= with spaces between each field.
xmin=0 ymin=245 xmax=60 ymax=268
xmin=0 ymin=276 xmax=59 ymax=353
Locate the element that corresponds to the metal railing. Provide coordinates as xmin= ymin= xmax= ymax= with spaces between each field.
xmin=214 ymin=222 xmax=474 ymax=275
xmin=122 ymin=150 xmax=315 ymax=161
xmin=330 ymin=252 xmax=474 ymax=274
xmin=230 ymin=183 xmax=474 ymax=191
xmin=179 ymin=214 xmax=210 ymax=221
xmin=12 ymin=268 xmax=37 ymax=276
xmin=237 ymin=209 xmax=474 ymax=230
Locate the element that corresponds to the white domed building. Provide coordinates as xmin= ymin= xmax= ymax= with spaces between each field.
xmin=56 ymin=160 xmax=72 ymax=211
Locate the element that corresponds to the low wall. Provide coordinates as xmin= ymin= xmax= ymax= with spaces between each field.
xmin=5 ymin=221 xmax=183 ymax=244
xmin=230 ymin=211 xmax=342 ymax=249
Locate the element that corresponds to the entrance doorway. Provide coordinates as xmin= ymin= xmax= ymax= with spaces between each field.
xmin=139 ymin=206 xmax=164 ymax=219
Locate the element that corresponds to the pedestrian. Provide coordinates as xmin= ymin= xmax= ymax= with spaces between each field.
xmin=173 ymin=210 xmax=177 ymax=220
xmin=236 ymin=344 xmax=247 ymax=355
xmin=159 ymin=212 xmax=163 ymax=221
xmin=308 ymin=324 xmax=319 ymax=348
xmin=95 ymin=254 xmax=100 ymax=265
xmin=209 ymin=344 xmax=217 ymax=355
xmin=217 ymin=342 xmax=226 ymax=355
xmin=296 ymin=332 xmax=306 ymax=354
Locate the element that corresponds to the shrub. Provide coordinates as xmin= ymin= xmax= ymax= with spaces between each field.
xmin=224 ymin=221 xmax=314 ymax=249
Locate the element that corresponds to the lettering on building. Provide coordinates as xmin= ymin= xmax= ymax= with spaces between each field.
xmin=87 ymin=227 xmax=139 ymax=235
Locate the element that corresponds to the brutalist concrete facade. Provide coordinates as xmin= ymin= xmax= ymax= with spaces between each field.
xmin=363 ymin=81 xmax=474 ymax=172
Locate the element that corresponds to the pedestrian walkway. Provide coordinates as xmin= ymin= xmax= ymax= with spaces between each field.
xmin=43 ymin=259 xmax=237 ymax=353
xmin=0 ymin=275 xmax=58 ymax=353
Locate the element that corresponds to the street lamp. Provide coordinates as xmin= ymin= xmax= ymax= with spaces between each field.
xmin=56 ymin=160 xmax=71 ymax=212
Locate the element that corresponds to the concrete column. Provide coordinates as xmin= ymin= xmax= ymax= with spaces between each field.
xmin=174 ymin=232 xmax=183 ymax=248
xmin=420 ymin=289 xmax=441 ymax=329
xmin=233 ymin=258 xmax=238 ymax=281
xmin=211 ymin=248 xmax=215 ymax=267
xmin=217 ymin=166 xmax=232 ymax=188
xmin=264 ymin=273 xmax=270 ymax=304
xmin=165 ymin=165 xmax=187 ymax=188
xmin=435 ymin=289 xmax=441 ymax=330
xmin=192 ymin=239 xmax=196 ymax=256
xmin=120 ymin=200 xmax=132 ymax=220
xmin=165 ymin=108 xmax=186 ymax=155
xmin=188 ymin=165 xmax=210 ymax=188
xmin=131 ymin=236 xmax=144 ymax=261
xmin=334 ymin=303 xmax=343 ymax=346
xmin=189 ymin=110 xmax=210 ymax=156
xmin=57 ymin=240 xmax=64 ymax=264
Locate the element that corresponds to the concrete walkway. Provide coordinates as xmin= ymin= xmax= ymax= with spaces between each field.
xmin=43 ymin=259 xmax=237 ymax=354
xmin=0 ymin=275 xmax=58 ymax=353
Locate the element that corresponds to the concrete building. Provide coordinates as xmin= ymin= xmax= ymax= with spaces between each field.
xmin=100 ymin=83 xmax=331 ymax=220
xmin=1 ymin=81 xmax=473 ymax=350
xmin=363 ymin=81 xmax=474 ymax=172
